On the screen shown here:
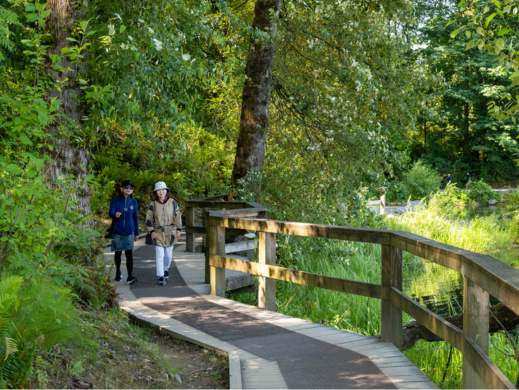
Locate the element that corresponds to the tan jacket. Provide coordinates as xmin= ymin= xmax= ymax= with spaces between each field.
xmin=145 ymin=198 xmax=182 ymax=247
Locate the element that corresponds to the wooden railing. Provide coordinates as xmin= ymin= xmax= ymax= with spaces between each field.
xmin=185 ymin=195 xmax=267 ymax=283
xmin=187 ymin=196 xmax=519 ymax=389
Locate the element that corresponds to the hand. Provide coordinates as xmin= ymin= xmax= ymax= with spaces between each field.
xmin=134 ymin=235 xmax=139 ymax=242
xmin=176 ymin=230 xmax=181 ymax=238
xmin=151 ymin=232 xmax=158 ymax=240
xmin=115 ymin=212 xmax=122 ymax=218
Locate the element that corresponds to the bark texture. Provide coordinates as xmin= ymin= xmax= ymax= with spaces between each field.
xmin=44 ymin=0 xmax=92 ymax=217
xmin=402 ymin=303 xmax=519 ymax=350
xmin=231 ymin=0 xmax=281 ymax=187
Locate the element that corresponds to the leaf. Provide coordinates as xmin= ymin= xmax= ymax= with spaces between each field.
xmin=498 ymin=28 xmax=511 ymax=35
xmin=182 ymin=54 xmax=191 ymax=61
xmin=4 ymin=337 xmax=18 ymax=360
xmin=19 ymin=133 xmax=32 ymax=145
xmin=485 ymin=13 xmax=496 ymax=27
xmin=466 ymin=30 xmax=471 ymax=38
xmin=450 ymin=29 xmax=460 ymax=38
xmin=120 ymin=25 xmax=126 ymax=34
xmin=26 ymin=14 xmax=38 ymax=23
xmin=465 ymin=39 xmax=476 ymax=50
xmin=79 ymin=20 xmax=89 ymax=32
xmin=457 ymin=0 xmax=465 ymax=7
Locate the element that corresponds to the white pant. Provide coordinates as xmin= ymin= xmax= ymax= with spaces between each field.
xmin=155 ymin=246 xmax=173 ymax=277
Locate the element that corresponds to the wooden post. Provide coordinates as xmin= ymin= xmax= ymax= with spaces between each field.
xmin=463 ymin=277 xmax=489 ymax=389
xmin=204 ymin=211 xmax=210 ymax=284
xmin=380 ymin=194 xmax=386 ymax=215
xmin=381 ymin=244 xmax=402 ymax=349
xmin=210 ymin=224 xmax=226 ymax=297
xmin=258 ymin=231 xmax=276 ymax=311
xmin=186 ymin=206 xmax=195 ymax=252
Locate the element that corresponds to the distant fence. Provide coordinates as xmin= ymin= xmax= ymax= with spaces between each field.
xmin=186 ymin=195 xmax=519 ymax=389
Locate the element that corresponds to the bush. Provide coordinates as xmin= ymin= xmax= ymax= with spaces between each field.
xmin=402 ymin=161 xmax=442 ymax=200
xmin=467 ymin=180 xmax=499 ymax=204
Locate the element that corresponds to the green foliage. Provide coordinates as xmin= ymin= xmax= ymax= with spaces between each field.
xmin=0 ymin=274 xmax=35 ymax=389
xmin=467 ymin=179 xmax=499 ymax=204
xmin=402 ymin=161 xmax=442 ymax=200
xmin=409 ymin=2 xmax=519 ymax=185
xmin=455 ymin=0 xmax=519 ymax=121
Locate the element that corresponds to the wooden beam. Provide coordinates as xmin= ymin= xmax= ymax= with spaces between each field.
xmin=210 ymin=226 xmax=226 ymax=297
xmin=210 ymin=218 xmax=392 ymax=245
xmin=381 ymin=245 xmax=402 ymax=349
xmin=186 ymin=206 xmax=195 ymax=252
xmin=225 ymin=240 xmax=257 ymax=254
xmin=209 ymin=256 xmax=388 ymax=299
xmin=463 ymin=277 xmax=489 ymax=389
xmin=258 ymin=232 xmax=276 ymax=311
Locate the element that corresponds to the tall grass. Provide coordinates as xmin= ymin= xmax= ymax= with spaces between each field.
xmin=227 ymin=191 xmax=519 ymax=388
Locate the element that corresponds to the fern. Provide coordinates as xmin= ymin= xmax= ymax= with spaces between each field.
xmin=0 ymin=4 xmax=23 ymax=61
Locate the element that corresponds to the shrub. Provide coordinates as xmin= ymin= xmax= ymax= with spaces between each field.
xmin=402 ymin=161 xmax=442 ymax=200
xmin=466 ymin=180 xmax=499 ymax=204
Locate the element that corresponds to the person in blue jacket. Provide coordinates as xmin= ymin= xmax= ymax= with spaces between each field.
xmin=109 ymin=179 xmax=139 ymax=285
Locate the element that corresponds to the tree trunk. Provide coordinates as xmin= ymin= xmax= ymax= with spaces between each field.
xmin=401 ymin=303 xmax=519 ymax=350
xmin=45 ymin=0 xmax=92 ymax=218
xmin=230 ymin=0 xmax=281 ymax=188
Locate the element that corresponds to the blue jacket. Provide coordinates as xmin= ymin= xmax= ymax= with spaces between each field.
xmin=109 ymin=195 xmax=139 ymax=237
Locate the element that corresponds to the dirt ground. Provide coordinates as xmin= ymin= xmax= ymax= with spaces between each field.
xmin=35 ymin=309 xmax=229 ymax=389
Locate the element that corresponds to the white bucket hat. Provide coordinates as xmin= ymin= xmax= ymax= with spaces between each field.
xmin=153 ymin=181 xmax=170 ymax=192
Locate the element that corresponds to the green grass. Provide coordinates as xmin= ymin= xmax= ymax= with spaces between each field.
xmin=228 ymin=195 xmax=519 ymax=388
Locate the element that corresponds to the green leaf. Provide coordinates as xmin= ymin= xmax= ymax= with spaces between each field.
xmin=19 ymin=133 xmax=32 ymax=145
xmin=120 ymin=25 xmax=127 ymax=34
xmin=465 ymin=39 xmax=476 ymax=50
xmin=79 ymin=20 xmax=89 ymax=32
xmin=458 ymin=0 xmax=465 ymax=7
xmin=26 ymin=14 xmax=38 ymax=23
xmin=498 ymin=28 xmax=511 ymax=35
xmin=485 ymin=13 xmax=497 ymax=27
xmin=466 ymin=30 xmax=472 ymax=38
xmin=450 ymin=29 xmax=460 ymax=38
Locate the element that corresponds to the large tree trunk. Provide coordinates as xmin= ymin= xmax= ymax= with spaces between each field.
xmin=45 ymin=0 xmax=92 ymax=217
xmin=402 ymin=303 xmax=519 ymax=350
xmin=230 ymin=0 xmax=281 ymax=188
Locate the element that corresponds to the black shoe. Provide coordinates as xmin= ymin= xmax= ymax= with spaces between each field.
xmin=115 ymin=272 xmax=122 ymax=282
xmin=158 ymin=276 xmax=166 ymax=286
xmin=127 ymin=276 xmax=138 ymax=285
xmin=164 ymin=269 xmax=169 ymax=280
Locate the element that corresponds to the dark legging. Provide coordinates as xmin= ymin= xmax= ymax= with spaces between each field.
xmin=114 ymin=250 xmax=133 ymax=276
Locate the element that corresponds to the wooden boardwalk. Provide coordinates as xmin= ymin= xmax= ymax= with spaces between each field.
xmin=106 ymin=237 xmax=437 ymax=389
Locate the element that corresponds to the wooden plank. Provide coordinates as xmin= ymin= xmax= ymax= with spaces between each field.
xmin=229 ymin=352 xmax=242 ymax=389
xmin=381 ymin=245 xmax=403 ymax=349
xmin=211 ymin=218 xmax=392 ymax=245
xmin=186 ymin=226 xmax=206 ymax=234
xmin=210 ymin=226 xmax=226 ymax=297
xmin=186 ymin=207 xmax=195 ymax=252
xmin=225 ymin=240 xmax=257 ymax=254
xmin=463 ymin=277 xmax=489 ymax=389
xmin=210 ymin=256 xmax=388 ymax=300
xmin=258 ymin=232 xmax=276 ymax=311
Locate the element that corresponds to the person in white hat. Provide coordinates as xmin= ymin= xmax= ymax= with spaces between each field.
xmin=145 ymin=181 xmax=182 ymax=285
